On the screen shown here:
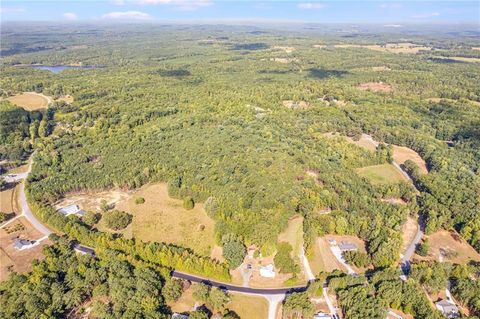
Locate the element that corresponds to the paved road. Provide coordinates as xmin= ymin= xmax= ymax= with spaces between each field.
xmin=172 ymin=271 xmax=307 ymax=295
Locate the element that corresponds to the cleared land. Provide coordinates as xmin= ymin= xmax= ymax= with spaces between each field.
xmin=356 ymin=82 xmax=393 ymax=93
xmin=56 ymin=95 xmax=74 ymax=104
xmin=115 ymin=183 xmax=216 ymax=257
xmin=0 ymin=217 xmax=49 ymax=281
xmin=392 ymin=145 xmax=428 ymax=174
xmin=401 ymin=216 xmax=419 ymax=253
xmin=273 ymin=45 xmax=295 ymax=53
xmin=6 ymin=92 xmax=51 ymax=111
xmin=417 ymin=230 xmax=480 ymax=264
xmin=335 ymin=43 xmax=431 ymax=54
xmin=277 ymin=215 xmax=304 ymax=257
xmin=283 ymin=100 xmax=310 ymax=109
xmin=432 ymin=56 xmax=480 ymax=63
xmin=169 ymin=285 xmax=268 ymax=319
xmin=356 ymin=164 xmax=408 ymax=185
xmin=55 ymin=189 xmax=131 ymax=212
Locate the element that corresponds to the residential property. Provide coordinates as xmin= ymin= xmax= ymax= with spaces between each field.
xmin=57 ymin=204 xmax=85 ymax=216
xmin=74 ymin=244 xmax=95 ymax=256
xmin=314 ymin=312 xmax=333 ymax=319
xmin=328 ymin=239 xmax=337 ymax=245
xmin=172 ymin=313 xmax=189 ymax=319
xmin=338 ymin=241 xmax=358 ymax=252
xmin=14 ymin=238 xmax=36 ymax=250
xmin=435 ymin=300 xmax=460 ymax=318
xmin=259 ymin=264 xmax=275 ymax=278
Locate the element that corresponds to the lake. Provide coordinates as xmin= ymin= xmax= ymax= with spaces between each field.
xmin=30 ymin=65 xmax=96 ymax=74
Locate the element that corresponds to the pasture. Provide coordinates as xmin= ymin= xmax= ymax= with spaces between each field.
xmin=419 ymin=230 xmax=480 ymax=264
xmin=115 ymin=183 xmax=216 ymax=257
xmin=356 ymin=163 xmax=408 ymax=185
xmin=6 ymin=92 xmax=51 ymax=110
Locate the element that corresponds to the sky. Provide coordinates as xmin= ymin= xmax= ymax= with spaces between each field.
xmin=1 ymin=1 xmax=479 ymax=24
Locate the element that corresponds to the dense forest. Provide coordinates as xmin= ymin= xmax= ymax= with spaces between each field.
xmin=1 ymin=23 xmax=479 ymax=317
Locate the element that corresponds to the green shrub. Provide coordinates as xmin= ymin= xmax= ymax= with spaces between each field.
xmin=135 ymin=197 xmax=145 ymax=204
xmin=103 ymin=210 xmax=132 ymax=230
xmin=183 ymin=196 xmax=195 ymax=210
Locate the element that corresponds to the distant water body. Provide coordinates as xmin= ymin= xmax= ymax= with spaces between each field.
xmin=30 ymin=65 xmax=96 ymax=74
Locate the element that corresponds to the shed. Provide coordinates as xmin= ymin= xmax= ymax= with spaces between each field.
xmin=260 ymin=264 xmax=275 ymax=278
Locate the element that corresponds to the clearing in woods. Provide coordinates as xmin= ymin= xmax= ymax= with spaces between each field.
xmin=356 ymin=164 xmax=408 ymax=185
xmin=391 ymin=145 xmax=428 ymax=174
xmin=401 ymin=216 xmax=419 ymax=253
xmin=416 ymin=230 xmax=480 ymax=264
xmin=356 ymin=82 xmax=393 ymax=93
xmin=335 ymin=43 xmax=432 ymax=54
xmin=6 ymin=92 xmax=51 ymax=111
xmin=115 ymin=183 xmax=216 ymax=257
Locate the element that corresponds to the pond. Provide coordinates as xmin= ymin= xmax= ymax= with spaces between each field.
xmin=30 ymin=65 xmax=97 ymax=74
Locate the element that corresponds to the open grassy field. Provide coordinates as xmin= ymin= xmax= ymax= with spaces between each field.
xmin=313 ymin=237 xmax=345 ymax=273
xmin=0 ymin=187 xmax=15 ymax=215
xmin=417 ymin=230 xmax=480 ymax=264
xmin=335 ymin=43 xmax=432 ymax=54
xmin=169 ymin=285 xmax=268 ymax=319
xmin=357 ymin=164 xmax=408 ymax=185
xmin=6 ymin=92 xmax=51 ymax=110
xmin=356 ymin=82 xmax=393 ymax=93
xmin=392 ymin=145 xmax=428 ymax=174
xmin=0 ymin=217 xmax=49 ymax=281
xmin=277 ymin=215 xmax=304 ymax=257
xmin=401 ymin=216 xmax=419 ymax=253
xmin=115 ymin=183 xmax=216 ymax=257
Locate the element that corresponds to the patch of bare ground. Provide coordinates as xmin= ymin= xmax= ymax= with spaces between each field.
xmin=426 ymin=97 xmax=480 ymax=107
xmin=0 ymin=217 xmax=50 ymax=281
xmin=372 ymin=66 xmax=391 ymax=71
xmin=388 ymin=309 xmax=414 ymax=319
xmin=283 ymin=100 xmax=310 ymax=110
xmin=356 ymin=82 xmax=393 ymax=93
xmin=55 ymin=189 xmax=131 ymax=212
xmin=210 ymin=245 xmax=225 ymax=263
xmin=416 ymin=230 xmax=480 ymax=264
xmin=273 ymin=46 xmax=295 ymax=53
xmin=56 ymin=95 xmax=74 ymax=104
xmin=401 ymin=216 xmax=419 ymax=253
xmin=335 ymin=43 xmax=431 ymax=54
xmin=313 ymin=44 xmax=326 ymax=48
xmin=381 ymin=197 xmax=407 ymax=205
xmin=270 ymin=57 xmax=298 ymax=64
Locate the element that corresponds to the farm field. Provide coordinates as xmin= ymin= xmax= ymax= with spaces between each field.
xmin=115 ymin=183 xmax=216 ymax=257
xmin=0 ymin=217 xmax=49 ymax=281
xmin=356 ymin=163 xmax=408 ymax=185
xmin=6 ymin=92 xmax=51 ymax=110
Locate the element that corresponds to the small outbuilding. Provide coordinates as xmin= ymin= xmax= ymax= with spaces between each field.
xmin=435 ymin=300 xmax=459 ymax=318
xmin=57 ymin=204 xmax=85 ymax=217
xmin=172 ymin=313 xmax=189 ymax=319
xmin=260 ymin=264 xmax=275 ymax=278
xmin=14 ymin=238 xmax=36 ymax=250
xmin=314 ymin=312 xmax=333 ymax=319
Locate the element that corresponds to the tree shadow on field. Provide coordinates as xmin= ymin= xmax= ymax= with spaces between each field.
xmin=230 ymin=42 xmax=269 ymax=51
xmin=308 ymin=68 xmax=348 ymax=79
xmin=158 ymin=69 xmax=191 ymax=77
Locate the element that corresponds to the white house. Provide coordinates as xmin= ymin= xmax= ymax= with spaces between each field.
xmin=57 ymin=204 xmax=85 ymax=216
xmin=14 ymin=239 xmax=36 ymax=250
xmin=259 ymin=264 xmax=275 ymax=278
xmin=435 ymin=300 xmax=459 ymax=318
xmin=314 ymin=313 xmax=333 ymax=319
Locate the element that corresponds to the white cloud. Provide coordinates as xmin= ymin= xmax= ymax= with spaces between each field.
xmin=298 ymin=3 xmax=326 ymax=10
xmin=0 ymin=7 xmax=26 ymax=13
xmin=380 ymin=3 xmax=402 ymax=9
xmin=101 ymin=11 xmax=152 ymax=20
xmin=111 ymin=0 xmax=126 ymax=5
xmin=63 ymin=12 xmax=78 ymax=20
xmin=131 ymin=0 xmax=212 ymax=10
xmin=412 ymin=12 xmax=440 ymax=19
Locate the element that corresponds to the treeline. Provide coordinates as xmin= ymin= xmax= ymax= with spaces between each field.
xmin=0 ymin=237 xmax=171 ymax=319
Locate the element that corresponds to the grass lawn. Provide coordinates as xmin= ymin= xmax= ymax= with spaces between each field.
xmin=356 ymin=163 xmax=407 ymax=185
xmin=277 ymin=215 xmax=304 ymax=256
xmin=228 ymin=293 xmax=268 ymax=319
xmin=115 ymin=183 xmax=216 ymax=257
xmin=308 ymin=238 xmax=327 ymax=276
